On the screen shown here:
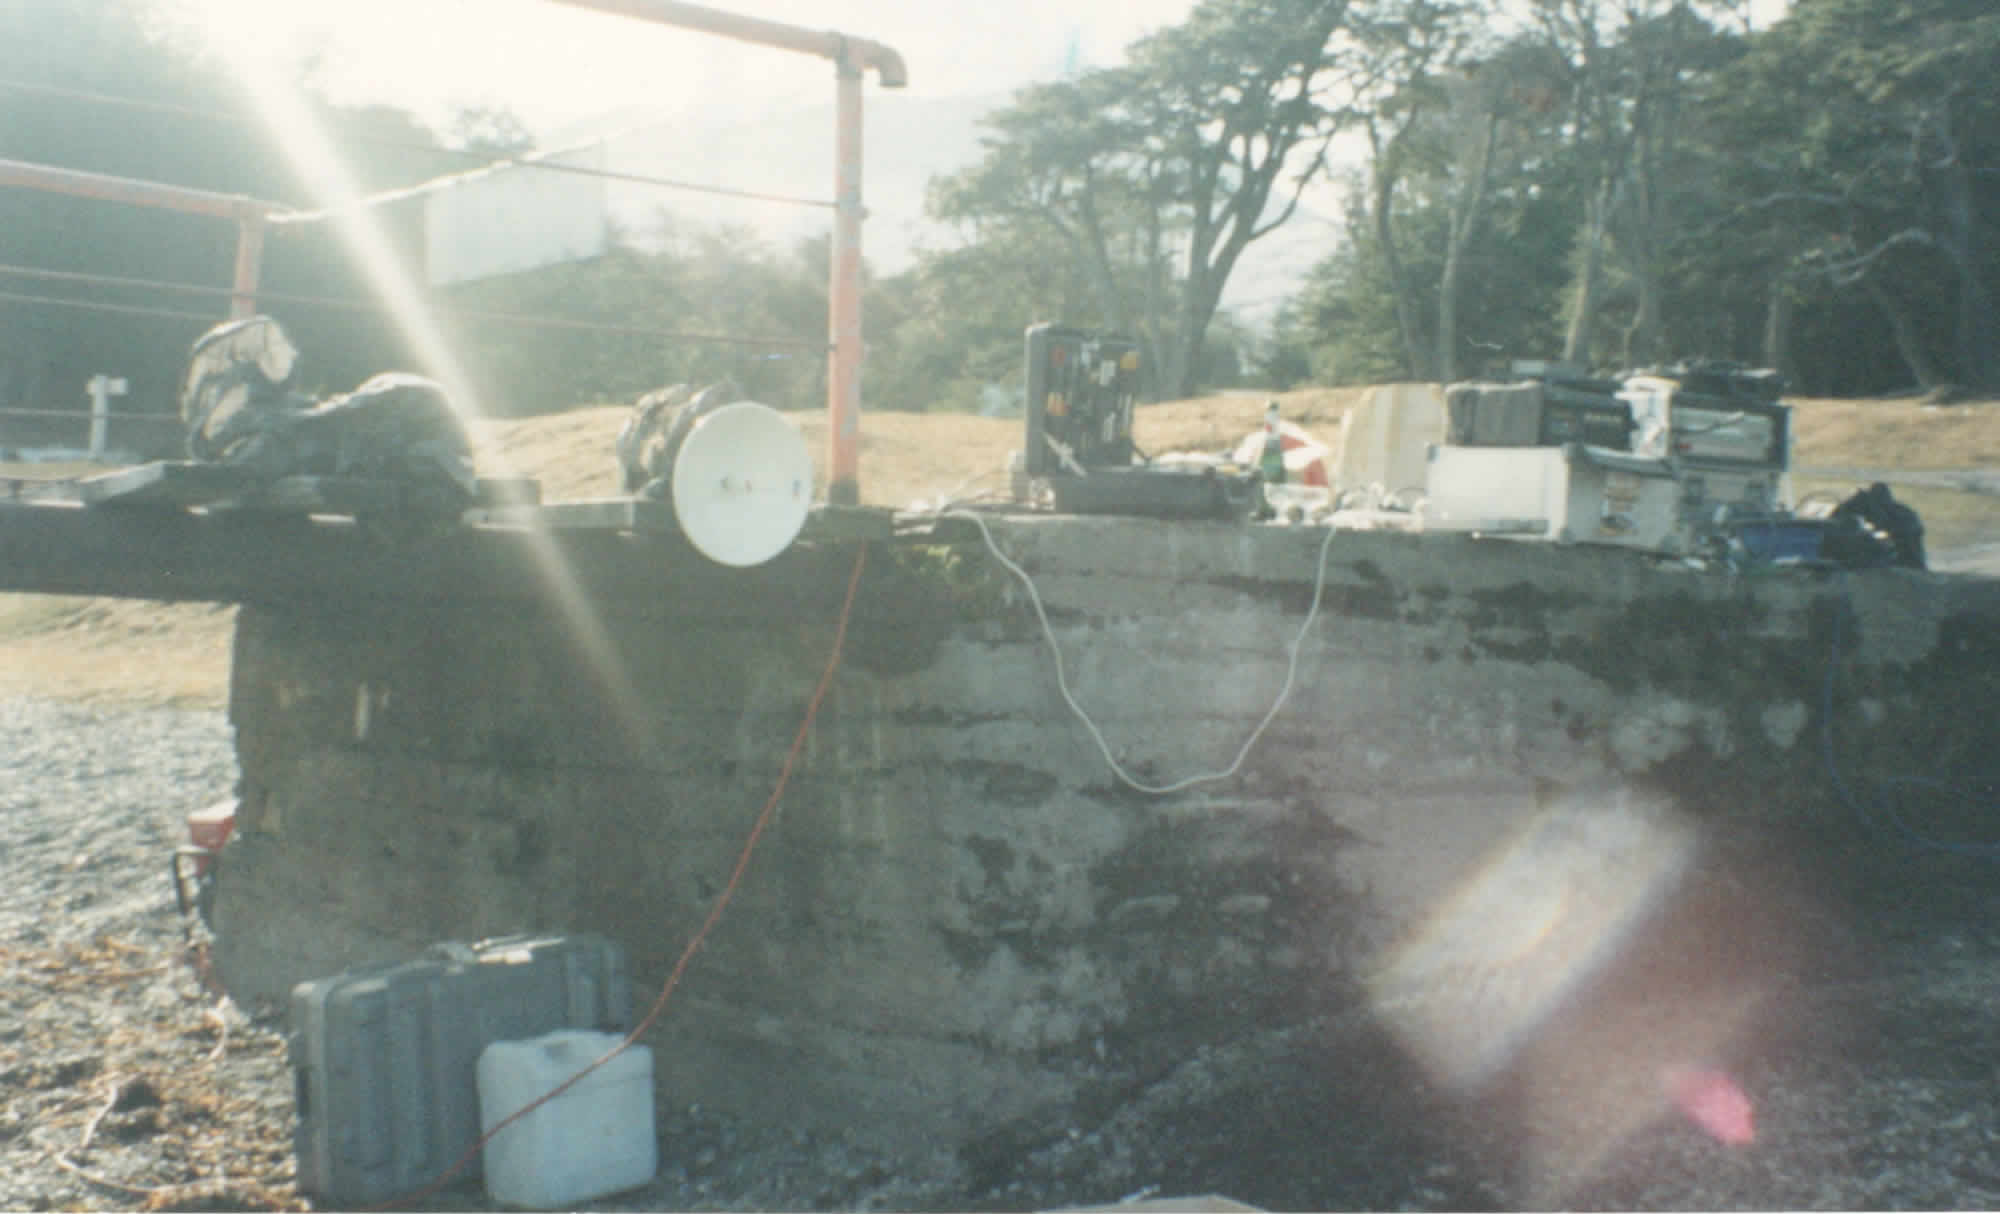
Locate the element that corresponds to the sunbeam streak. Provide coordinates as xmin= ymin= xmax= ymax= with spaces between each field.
xmin=221 ymin=44 xmax=659 ymax=755
xmin=1362 ymin=785 xmax=1784 ymax=1202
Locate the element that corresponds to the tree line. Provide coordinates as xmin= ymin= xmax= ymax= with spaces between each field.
xmin=2 ymin=0 xmax=1994 ymax=444
xmin=1262 ymin=0 xmax=1999 ymax=399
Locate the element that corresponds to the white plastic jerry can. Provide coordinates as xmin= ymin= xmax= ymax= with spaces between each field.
xmin=477 ymin=1029 xmax=657 ymax=1209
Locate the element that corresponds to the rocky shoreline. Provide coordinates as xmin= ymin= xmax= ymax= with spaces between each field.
xmin=2 ymin=694 xmax=1996 ymax=1211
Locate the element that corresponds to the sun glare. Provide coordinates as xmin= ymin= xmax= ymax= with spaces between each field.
xmin=1364 ymin=785 xmax=1800 ymax=1201
xmin=208 ymin=19 xmax=659 ymax=753
xmin=170 ymin=0 xmax=821 ymax=136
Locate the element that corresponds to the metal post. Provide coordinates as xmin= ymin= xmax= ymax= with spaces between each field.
xmin=826 ymin=47 xmax=865 ymax=506
xmin=87 ymin=374 xmax=128 ymax=462
xmin=539 ymin=2 xmax=905 ymax=504
xmin=232 ymin=207 xmax=267 ymax=319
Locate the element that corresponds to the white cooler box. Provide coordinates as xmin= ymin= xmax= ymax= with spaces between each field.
xmin=1423 ymin=443 xmax=1683 ymax=553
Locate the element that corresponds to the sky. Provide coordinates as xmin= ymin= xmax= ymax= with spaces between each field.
xmin=170 ymin=0 xmax=1791 ymax=138
xmin=170 ymin=0 xmax=1204 ymax=135
xmin=163 ymin=0 xmax=1785 ymax=317
xmin=166 ymin=0 xmax=1271 ymax=297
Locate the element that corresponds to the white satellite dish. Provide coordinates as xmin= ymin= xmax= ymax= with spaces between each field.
xmin=668 ymin=400 xmax=814 ymax=567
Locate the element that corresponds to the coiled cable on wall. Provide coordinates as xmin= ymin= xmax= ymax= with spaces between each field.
xmin=945 ymin=508 xmax=1339 ymax=796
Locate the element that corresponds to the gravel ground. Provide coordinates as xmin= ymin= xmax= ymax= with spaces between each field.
xmin=3 ymin=694 xmax=1998 ymax=1211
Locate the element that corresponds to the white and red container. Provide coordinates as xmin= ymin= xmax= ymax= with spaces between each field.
xmin=171 ymin=798 xmax=237 ymax=919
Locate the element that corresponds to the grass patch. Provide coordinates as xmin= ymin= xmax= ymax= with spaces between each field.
xmin=0 ymin=595 xmax=98 ymax=641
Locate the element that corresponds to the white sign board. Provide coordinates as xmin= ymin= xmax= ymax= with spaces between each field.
xmin=425 ymin=145 xmax=610 ymax=286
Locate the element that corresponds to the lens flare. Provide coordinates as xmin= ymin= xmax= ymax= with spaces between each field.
xmin=219 ymin=43 xmax=656 ymax=752
xmin=1367 ymin=787 xmax=1699 ymax=1089
xmin=1363 ymin=786 xmax=1792 ymax=1201
xmin=1664 ymin=1064 xmax=1756 ymax=1146
xmin=1362 ymin=786 xmax=1808 ymax=1202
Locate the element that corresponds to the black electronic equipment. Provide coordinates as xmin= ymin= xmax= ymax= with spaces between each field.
xmin=1445 ymin=372 xmax=1635 ymax=452
xmin=1023 ymin=323 xmax=1142 ymax=477
xmin=1641 ymin=361 xmax=1791 ymax=470
xmin=1540 ymin=379 xmax=1637 ymax=449
xmin=1018 ymin=324 xmax=1260 ymax=521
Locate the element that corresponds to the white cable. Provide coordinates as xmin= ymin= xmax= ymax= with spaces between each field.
xmin=944 ymin=508 xmax=1340 ymax=796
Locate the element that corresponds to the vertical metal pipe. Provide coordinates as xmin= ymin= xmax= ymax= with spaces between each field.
xmin=231 ymin=208 xmax=267 ymax=319
xmin=537 ymin=3 xmax=904 ymax=505
xmin=87 ymin=374 xmax=114 ymax=460
xmin=826 ymin=47 xmax=865 ymax=506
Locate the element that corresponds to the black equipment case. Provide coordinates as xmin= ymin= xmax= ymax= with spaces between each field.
xmin=1445 ymin=374 xmax=1635 ymax=451
xmin=1023 ymin=323 xmax=1143 ymax=477
xmin=1022 ymin=324 xmax=1260 ymax=521
xmin=1049 ymin=464 xmax=1261 ymax=521
xmin=289 ymin=932 xmax=633 ymax=1207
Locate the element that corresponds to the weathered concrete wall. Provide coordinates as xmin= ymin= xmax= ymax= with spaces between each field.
xmin=210 ymin=516 xmax=2000 ymax=1155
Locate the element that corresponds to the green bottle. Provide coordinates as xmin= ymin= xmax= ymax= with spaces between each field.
xmin=1259 ymin=401 xmax=1286 ymax=486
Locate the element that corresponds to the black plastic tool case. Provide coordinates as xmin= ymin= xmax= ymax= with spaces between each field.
xmin=289 ymin=933 xmax=633 ymax=1207
xmin=1049 ymin=464 xmax=1260 ymax=520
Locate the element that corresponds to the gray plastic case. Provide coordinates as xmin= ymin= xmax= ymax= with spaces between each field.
xmin=289 ymin=932 xmax=633 ymax=1207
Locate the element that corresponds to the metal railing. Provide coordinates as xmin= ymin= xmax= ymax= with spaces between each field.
xmin=543 ymin=0 xmax=907 ymax=505
xmin=1 ymin=1 xmax=907 ymax=501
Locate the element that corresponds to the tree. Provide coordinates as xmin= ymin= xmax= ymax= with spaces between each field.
xmin=1431 ymin=64 xmax=1507 ymax=381
xmin=1519 ymin=0 xmax=1749 ymax=370
xmin=867 ymin=225 xmax=1107 ymax=413
xmin=434 ymin=217 xmax=846 ymax=417
xmin=1348 ymin=0 xmax=1492 ymax=379
xmin=1299 ymin=16 xmax=1590 ymax=385
xmin=0 ymin=0 xmax=256 ymax=437
xmin=1725 ymin=0 xmax=2000 ymax=392
xmin=1279 ymin=0 xmax=1996 ymax=396
xmin=0 ymin=0 xmax=495 ymax=434
xmin=931 ymin=0 xmax=1357 ymax=400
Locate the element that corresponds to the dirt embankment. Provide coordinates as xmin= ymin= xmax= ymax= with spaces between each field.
xmin=2 ymin=388 xmax=1994 ymax=709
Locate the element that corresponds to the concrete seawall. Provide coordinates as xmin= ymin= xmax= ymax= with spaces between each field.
xmin=209 ymin=514 xmax=2000 ymax=1156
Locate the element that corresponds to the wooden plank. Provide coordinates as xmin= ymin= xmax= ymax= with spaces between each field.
xmin=74 ymin=461 xmax=255 ymax=508
xmin=473 ymin=477 xmax=541 ymax=508
xmin=66 ymin=465 xmax=545 ymax=519
xmin=466 ymin=499 xmax=895 ymax=544
xmin=246 ymin=476 xmax=542 ymax=519
xmin=67 ymin=462 xmax=540 ymax=515
xmin=2 ymin=476 xmax=87 ymax=505
xmin=463 ymin=497 xmax=679 ymax=533
xmin=800 ymin=504 xmax=895 ymax=543
xmin=254 ymin=475 xmax=402 ymax=516
xmin=0 ymin=495 xmax=874 ymax=613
